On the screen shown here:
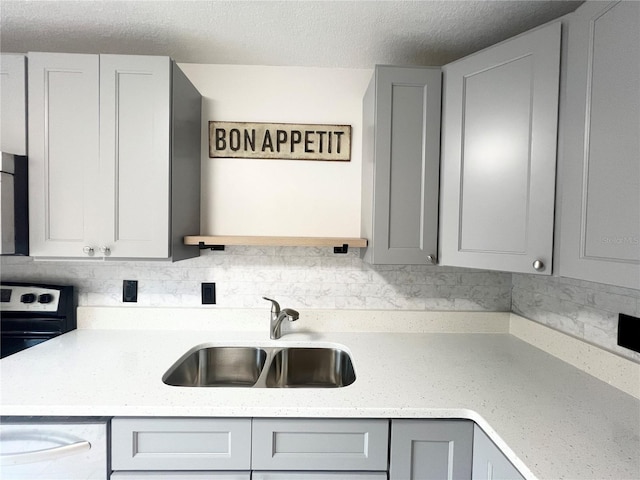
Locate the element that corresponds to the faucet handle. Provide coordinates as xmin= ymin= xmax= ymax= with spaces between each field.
xmin=262 ymin=296 xmax=281 ymax=314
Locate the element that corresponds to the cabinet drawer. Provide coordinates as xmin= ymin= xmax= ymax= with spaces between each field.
xmin=252 ymin=472 xmax=387 ymax=480
xmin=111 ymin=418 xmax=251 ymax=471
xmin=111 ymin=473 xmax=250 ymax=480
xmin=251 ymin=418 xmax=389 ymax=471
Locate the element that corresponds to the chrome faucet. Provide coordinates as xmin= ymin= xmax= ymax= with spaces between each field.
xmin=263 ymin=297 xmax=299 ymax=339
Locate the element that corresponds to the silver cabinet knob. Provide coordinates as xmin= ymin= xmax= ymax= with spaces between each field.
xmin=82 ymin=246 xmax=95 ymax=256
xmin=426 ymin=255 xmax=437 ymax=265
xmin=533 ymin=260 xmax=545 ymax=271
xmin=100 ymin=246 xmax=111 ymax=256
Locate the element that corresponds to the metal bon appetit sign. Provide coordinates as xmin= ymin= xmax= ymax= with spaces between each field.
xmin=209 ymin=121 xmax=351 ymax=162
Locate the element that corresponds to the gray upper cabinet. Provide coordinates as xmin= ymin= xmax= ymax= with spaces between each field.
xmin=472 ymin=425 xmax=524 ymax=480
xmin=557 ymin=1 xmax=640 ymax=290
xmin=439 ymin=22 xmax=561 ymax=275
xmin=361 ymin=65 xmax=442 ymax=265
xmin=0 ymin=54 xmax=27 ymax=155
xmin=390 ymin=419 xmax=473 ymax=480
xmin=28 ymin=52 xmax=200 ymax=261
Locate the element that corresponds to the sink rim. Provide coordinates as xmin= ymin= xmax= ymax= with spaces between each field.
xmin=162 ymin=342 xmax=356 ymax=389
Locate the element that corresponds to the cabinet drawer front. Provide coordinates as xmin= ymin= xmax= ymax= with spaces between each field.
xmin=111 ymin=418 xmax=251 ymax=471
xmin=252 ymin=472 xmax=387 ymax=480
xmin=251 ymin=419 xmax=389 ymax=471
xmin=111 ymin=473 xmax=250 ymax=480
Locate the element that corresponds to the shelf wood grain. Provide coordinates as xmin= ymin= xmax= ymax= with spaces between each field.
xmin=184 ymin=235 xmax=368 ymax=248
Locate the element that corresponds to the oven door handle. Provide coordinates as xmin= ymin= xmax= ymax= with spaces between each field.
xmin=0 ymin=440 xmax=91 ymax=466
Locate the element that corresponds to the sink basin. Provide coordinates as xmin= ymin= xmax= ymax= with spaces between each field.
xmin=163 ymin=345 xmax=356 ymax=388
xmin=162 ymin=346 xmax=267 ymax=387
xmin=266 ymin=347 xmax=356 ymax=388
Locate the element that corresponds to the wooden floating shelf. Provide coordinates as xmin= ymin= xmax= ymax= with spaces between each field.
xmin=184 ymin=235 xmax=368 ymax=249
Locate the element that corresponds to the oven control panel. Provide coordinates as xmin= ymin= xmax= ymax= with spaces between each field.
xmin=0 ymin=285 xmax=61 ymax=312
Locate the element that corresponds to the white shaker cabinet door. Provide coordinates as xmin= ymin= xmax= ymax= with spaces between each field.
xmin=99 ymin=54 xmax=171 ymax=258
xmin=28 ymin=52 xmax=101 ymax=258
xmin=0 ymin=54 xmax=27 ymax=155
xmin=439 ymin=22 xmax=561 ymax=275
xmin=557 ymin=1 xmax=640 ymax=289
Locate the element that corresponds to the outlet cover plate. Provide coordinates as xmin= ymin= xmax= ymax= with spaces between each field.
xmin=202 ymin=283 xmax=216 ymax=305
xmin=618 ymin=313 xmax=640 ymax=353
xmin=123 ymin=280 xmax=138 ymax=303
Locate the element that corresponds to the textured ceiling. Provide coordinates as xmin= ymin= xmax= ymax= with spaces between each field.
xmin=0 ymin=0 xmax=582 ymax=68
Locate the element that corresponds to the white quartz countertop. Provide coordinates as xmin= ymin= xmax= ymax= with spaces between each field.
xmin=1 ymin=315 xmax=639 ymax=480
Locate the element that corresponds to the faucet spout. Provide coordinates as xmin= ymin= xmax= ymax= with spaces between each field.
xmin=263 ymin=297 xmax=299 ymax=339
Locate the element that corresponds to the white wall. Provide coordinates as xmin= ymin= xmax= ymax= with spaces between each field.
xmin=178 ymin=64 xmax=372 ymax=237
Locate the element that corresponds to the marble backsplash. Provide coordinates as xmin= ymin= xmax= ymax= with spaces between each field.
xmin=0 ymin=247 xmax=511 ymax=311
xmin=2 ymin=248 xmax=639 ymax=362
xmin=512 ymin=274 xmax=640 ymax=362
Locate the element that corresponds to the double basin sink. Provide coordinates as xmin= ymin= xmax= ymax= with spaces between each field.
xmin=163 ymin=345 xmax=356 ymax=388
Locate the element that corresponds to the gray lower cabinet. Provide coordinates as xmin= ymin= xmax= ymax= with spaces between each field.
xmin=557 ymin=0 xmax=640 ymax=290
xmin=110 ymin=418 xmax=251 ymax=471
xmin=110 ymin=417 xmax=524 ymax=480
xmin=361 ymin=65 xmax=442 ymax=265
xmin=472 ymin=425 xmax=524 ymax=480
xmin=439 ymin=21 xmax=561 ymax=275
xmin=389 ymin=419 xmax=473 ymax=480
xmin=251 ymin=418 xmax=389 ymax=472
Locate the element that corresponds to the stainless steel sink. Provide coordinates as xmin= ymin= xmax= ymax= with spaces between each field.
xmin=162 ymin=345 xmax=355 ymax=388
xmin=265 ymin=347 xmax=356 ymax=388
xmin=162 ymin=346 xmax=267 ymax=387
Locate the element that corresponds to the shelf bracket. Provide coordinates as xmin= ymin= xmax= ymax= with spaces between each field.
xmin=333 ymin=244 xmax=349 ymax=254
xmin=198 ymin=242 xmax=225 ymax=251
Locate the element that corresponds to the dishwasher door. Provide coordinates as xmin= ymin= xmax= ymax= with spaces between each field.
xmin=0 ymin=417 xmax=108 ymax=479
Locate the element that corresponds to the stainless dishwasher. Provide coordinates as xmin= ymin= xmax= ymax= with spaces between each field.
xmin=0 ymin=417 xmax=108 ymax=479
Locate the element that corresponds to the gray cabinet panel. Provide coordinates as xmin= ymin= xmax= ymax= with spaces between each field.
xmin=251 ymin=418 xmax=389 ymax=471
xmin=471 ymin=425 xmax=524 ymax=480
xmin=170 ymin=62 xmax=202 ymax=261
xmin=390 ymin=419 xmax=473 ymax=480
xmin=28 ymin=52 xmax=101 ymax=257
xmin=252 ymin=472 xmax=387 ymax=480
xmin=99 ymin=55 xmax=171 ymax=258
xmin=440 ymin=22 xmax=561 ymax=274
xmin=557 ymin=1 xmax=640 ymax=289
xmin=458 ymin=55 xmax=533 ymax=254
xmin=361 ymin=65 xmax=441 ymax=265
xmin=111 ymin=473 xmax=250 ymax=480
xmin=111 ymin=418 xmax=251 ymax=471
